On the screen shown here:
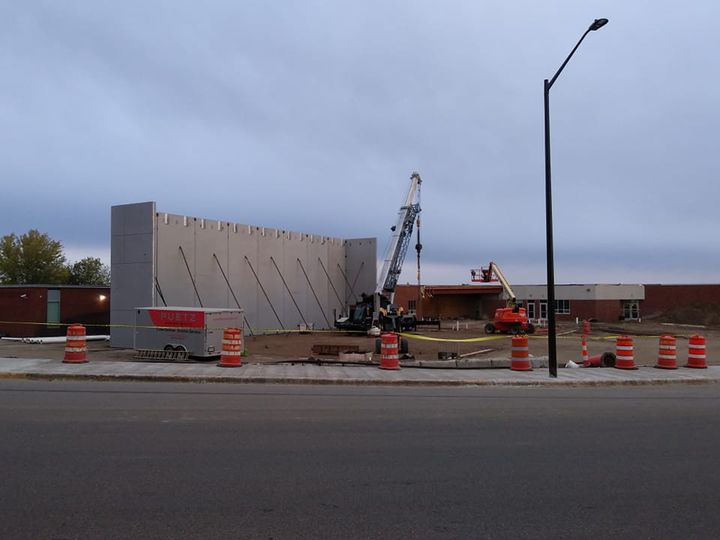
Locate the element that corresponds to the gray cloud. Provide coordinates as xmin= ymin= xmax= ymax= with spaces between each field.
xmin=0 ymin=1 xmax=718 ymax=283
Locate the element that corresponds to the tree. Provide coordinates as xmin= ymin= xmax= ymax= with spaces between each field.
xmin=0 ymin=230 xmax=68 ymax=284
xmin=67 ymin=257 xmax=111 ymax=286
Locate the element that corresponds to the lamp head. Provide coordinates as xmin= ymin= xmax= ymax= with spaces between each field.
xmin=589 ymin=18 xmax=609 ymax=31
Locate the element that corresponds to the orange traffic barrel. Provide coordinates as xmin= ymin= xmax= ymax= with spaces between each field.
xmin=686 ymin=335 xmax=707 ymax=369
xmin=379 ymin=332 xmax=400 ymax=370
xmin=615 ymin=335 xmax=637 ymax=370
xmin=581 ymin=336 xmax=589 ymax=365
xmin=63 ymin=324 xmax=88 ymax=364
xmin=655 ymin=335 xmax=677 ymax=370
xmin=510 ymin=334 xmax=532 ymax=371
xmin=217 ymin=328 xmax=243 ymax=367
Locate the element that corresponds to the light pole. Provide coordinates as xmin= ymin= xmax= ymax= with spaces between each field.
xmin=545 ymin=18 xmax=608 ymax=378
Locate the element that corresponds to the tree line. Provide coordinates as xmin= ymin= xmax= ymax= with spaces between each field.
xmin=0 ymin=230 xmax=110 ymax=286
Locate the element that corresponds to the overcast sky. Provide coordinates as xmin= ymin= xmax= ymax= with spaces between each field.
xmin=1 ymin=1 xmax=718 ymax=285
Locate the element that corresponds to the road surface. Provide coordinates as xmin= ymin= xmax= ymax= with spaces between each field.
xmin=1 ymin=380 xmax=719 ymax=539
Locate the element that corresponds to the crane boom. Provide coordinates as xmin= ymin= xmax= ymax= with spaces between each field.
xmin=376 ymin=172 xmax=422 ymax=300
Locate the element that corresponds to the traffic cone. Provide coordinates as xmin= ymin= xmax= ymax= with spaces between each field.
xmin=582 ymin=320 xmax=591 ymax=335
xmin=686 ymin=335 xmax=707 ymax=369
xmin=510 ymin=334 xmax=532 ymax=371
xmin=615 ymin=335 xmax=637 ymax=370
xmin=581 ymin=336 xmax=589 ymax=365
xmin=63 ymin=324 xmax=88 ymax=364
xmin=655 ymin=335 xmax=677 ymax=369
xmin=379 ymin=332 xmax=400 ymax=370
xmin=217 ymin=328 xmax=243 ymax=367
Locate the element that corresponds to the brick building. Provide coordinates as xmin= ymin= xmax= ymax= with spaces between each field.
xmin=394 ymin=283 xmax=720 ymax=323
xmin=0 ymin=285 xmax=110 ymax=338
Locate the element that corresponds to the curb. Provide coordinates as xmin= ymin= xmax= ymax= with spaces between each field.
xmin=1 ymin=370 xmax=718 ymax=388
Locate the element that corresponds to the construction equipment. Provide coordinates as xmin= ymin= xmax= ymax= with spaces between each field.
xmin=471 ymin=262 xmax=535 ymax=335
xmin=335 ymin=172 xmax=423 ymax=333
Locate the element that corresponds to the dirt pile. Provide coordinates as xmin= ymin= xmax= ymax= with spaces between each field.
xmin=661 ymin=303 xmax=720 ymax=327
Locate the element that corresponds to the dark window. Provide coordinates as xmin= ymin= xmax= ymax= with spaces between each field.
xmin=47 ymin=289 xmax=60 ymax=325
xmin=555 ymin=299 xmax=570 ymax=314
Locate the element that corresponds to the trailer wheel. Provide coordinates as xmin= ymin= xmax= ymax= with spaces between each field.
xmin=163 ymin=344 xmax=174 ymax=351
xmin=399 ymin=338 xmax=409 ymax=355
xmin=484 ymin=323 xmax=495 ymax=334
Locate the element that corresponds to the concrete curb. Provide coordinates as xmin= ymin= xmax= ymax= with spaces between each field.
xmin=1 ymin=369 xmax=719 ymax=388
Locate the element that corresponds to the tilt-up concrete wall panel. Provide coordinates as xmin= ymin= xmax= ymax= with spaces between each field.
xmin=344 ymin=238 xmax=377 ymax=303
xmin=111 ymin=201 xmax=376 ymax=347
xmin=155 ymin=213 xmax=198 ymax=308
xmin=227 ymin=225 xmax=259 ymax=330
xmin=194 ymin=218 xmax=230 ymax=309
xmin=110 ymin=202 xmax=155 ymax=347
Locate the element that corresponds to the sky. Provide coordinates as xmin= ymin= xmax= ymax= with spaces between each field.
xmin=1 ymin=1 xmax=719 ymax=285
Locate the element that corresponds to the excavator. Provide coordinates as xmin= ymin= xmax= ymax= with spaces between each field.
xmin=335 ymin=172 xmax=423 ymax=334
xmin=471 ymin=262 xmax=535 ymax=335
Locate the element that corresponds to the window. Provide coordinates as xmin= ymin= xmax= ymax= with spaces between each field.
xmin=408 ymin=300 xmax=417 ymax=311
xmin=555 ymin=299 xmax=570 ymax=314
xmin=47 ymin=289 xmax=60 ymax=326
xmin=623 ymin=301 xmax=640 ymax=320
xmin=539 ymin=302 xmax=548 ymax=320
xmin=526 ymin=301 xmax=536 ymax=320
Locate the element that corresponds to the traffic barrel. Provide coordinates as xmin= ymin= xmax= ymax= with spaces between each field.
xmin=686 ymin=335 xmax=707 ymax=369
xmin=655 ymin=335 xmax=677 ymax=370
xmin=615 ymin=335 xmax=637 ymax=370
xmin=63 ymin=324 xmax=88 ymax=364
xmin=217 ymin=328 xmax=243 ymax=367
xmin=379 ymin=332 xmax=400 ymax=370
xmin=510 ymin=334 xmax=532 ymax=371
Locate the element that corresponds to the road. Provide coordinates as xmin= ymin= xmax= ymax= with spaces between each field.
xmin=1 ymin=380 xmax=719 ymax=539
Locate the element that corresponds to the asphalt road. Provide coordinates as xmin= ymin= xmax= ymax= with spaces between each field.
xmin=1 ymin=380 xmax=719 ymax=539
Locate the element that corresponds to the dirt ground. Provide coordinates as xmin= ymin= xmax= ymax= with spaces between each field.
xmin=1 ymin=319 xmax=719 ymax=367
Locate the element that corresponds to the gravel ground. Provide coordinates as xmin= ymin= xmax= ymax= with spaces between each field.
xmin=1 ymin=319 xmax=717 ymax=366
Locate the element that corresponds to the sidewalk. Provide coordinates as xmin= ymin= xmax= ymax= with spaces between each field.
xmin=1 ymin=357 xmax=719 ymax=387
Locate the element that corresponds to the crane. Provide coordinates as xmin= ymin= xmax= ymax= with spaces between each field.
xmin=373 ymin=172 xmax=422 ymax=321
xmin=335 ymin=172 xmax=422 ymax=333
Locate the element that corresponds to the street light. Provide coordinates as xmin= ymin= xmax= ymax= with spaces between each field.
xmin=544 ymin=18 xmax=608 ymax=378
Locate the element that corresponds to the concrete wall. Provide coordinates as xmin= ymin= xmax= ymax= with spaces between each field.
xmin=111 ymin=202 xmax=155 ymax=347
xmin=111 ymin=202 xmax=376 ymax=347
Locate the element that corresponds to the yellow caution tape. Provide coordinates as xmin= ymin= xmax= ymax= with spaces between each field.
xmin=398 ymin=333 xmax=507 ymax=344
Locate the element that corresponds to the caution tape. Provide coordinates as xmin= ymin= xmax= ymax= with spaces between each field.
xmin=398 ymin=333 xmax=506 ymax=344
xmin=0 ymin=320 xmax=702 ymax=341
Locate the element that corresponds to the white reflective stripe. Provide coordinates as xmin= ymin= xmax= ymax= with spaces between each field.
xmin=511 ymin=346 xmax=529 ymax=352
xmin=64 ymin=347 xmax=87 ymax=353
xmin=382 ymin=355 xmax=399 ymax=361
xmin=222 ymin=340 xmax=242 ymax=345
xmin=658 ymin=354 xmax=676 ymax=360
xmin=616 ymin=345 xmax=634 ymax=351
xmin=688 ymin=354 xmax=706 ymax=359
xmin=618 ymin=356 xmax=634 ymax=362
xmin=689 ymin=344 xmax=706 ymax=350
